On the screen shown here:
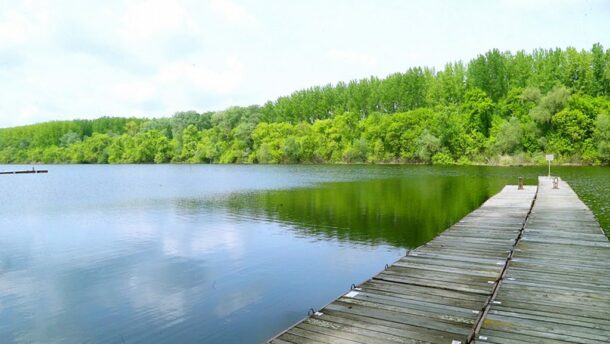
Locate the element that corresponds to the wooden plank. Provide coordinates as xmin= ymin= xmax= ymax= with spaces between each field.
xmin=313 ymin=311 xmax=458 ymax=343
xmin=270 ymin=178 xmax=610 ymax=343
xmin=477 ymin=176 xmax=610 ymax=343
xmin=267 ymin=185 xmax=537 ymax=343
xmin=325 ymin=301 xmax=473 ymax=336
xmin=478 ymin=328 xmax=578 ymax=344
xmin=482 ymin=313 xmax=610 ymax=343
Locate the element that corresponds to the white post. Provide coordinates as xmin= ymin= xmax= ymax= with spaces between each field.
xmin=545 ymin=154 xmax=554 ymax=178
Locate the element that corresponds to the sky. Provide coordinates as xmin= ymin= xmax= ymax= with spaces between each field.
xmin=0 ymin=0 xmax=609 ymax=128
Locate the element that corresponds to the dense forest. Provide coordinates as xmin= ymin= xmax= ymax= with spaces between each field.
xmin=1 ymin=45 xmax=610 ymax=165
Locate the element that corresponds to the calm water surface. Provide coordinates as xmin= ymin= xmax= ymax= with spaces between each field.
xmin=0 ymin=165 xmax=607 ymax=343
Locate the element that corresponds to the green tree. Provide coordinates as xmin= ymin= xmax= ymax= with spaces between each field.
xmin=492 ymin=117 xmax=523 ymax=154
xmin=594 ymin=112 xmax=610 ymax=163
xmin=461 ymin=88 xmax=494 ymax=136
xmin=1 ymin=44 xmax=610 ymax=166
xmin=467 ymin=49 xmax=509 ymax=101
xmin=416 ymin=130 xmax=441 ymax=163
xmin=59 ymin=131 xmax=82 ymax=147
xmin=529 ymin=85 xmax=570 ymax=125
xmin=552 ymin=109 xmax=592 ymax=144
xmin=590 ymin=43 xmax=610 ymax=96
xmin=178 ymin=125 xmax=201 ymax=162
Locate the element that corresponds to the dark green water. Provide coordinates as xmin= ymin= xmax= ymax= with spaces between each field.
xmin=215 ymin=165 xmax=609 ymax=244
xmin=216 ymin=175 xmax=504 ymax=247
xmin=0 ymin=165 xmax=607 ymax=343
xmin=554 ymin=167 xmax=610 ymax=233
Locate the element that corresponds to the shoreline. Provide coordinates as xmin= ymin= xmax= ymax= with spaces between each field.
xmin=0 ymin=161 xmax=607 ymax=167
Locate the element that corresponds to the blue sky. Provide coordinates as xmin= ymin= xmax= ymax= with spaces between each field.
xmin=0 ymin=0 xmax=609 ymax=127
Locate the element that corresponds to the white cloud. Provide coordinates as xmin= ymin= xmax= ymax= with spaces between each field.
xmin=329 ymin=49 xmax=378 ymax=68
xmin=108 ymin=55 xmax=244 ymax=116
xmin=214 ymin=287 xmax=262 ymax=317
xmin=120 ymin=0 xmax=195 ymax=40
xmin=0 ymin=0 xmax=608 ymax=127
xmin=0 ymin=2 xmax=51 ymax=48
xmin=497 ymin=0 xmax=589 ymax=11
xmin=210 ymin=0 xmax=257 ymax=26
xmin=159 ymin=57 xmax=244 ymax=93
xmin=112 ymin=80 xmax=157 ymax=104
xmin=0 ymin=11 xmax=32 ymax=45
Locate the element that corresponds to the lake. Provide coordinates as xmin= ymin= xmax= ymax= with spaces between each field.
xmin=0 ymin=165 xmax=607 ymax=343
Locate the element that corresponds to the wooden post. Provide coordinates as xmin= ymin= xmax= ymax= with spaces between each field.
xmin=518 ymin=177 xmax=524 ymax=190
xmin=553 ymin=177 xmax=559 ymax=189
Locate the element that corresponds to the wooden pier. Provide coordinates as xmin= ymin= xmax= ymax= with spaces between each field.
xmin=0 ymin=168 xmax=48 ymax=175
xmin=478 ymin=177 xmax=610 ymax=343
xmin=268 ymin=177 xmax=610 ymax=344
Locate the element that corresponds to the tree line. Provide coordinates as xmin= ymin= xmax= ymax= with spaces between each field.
xmin=1 ymin=45 xmax=609 ymax=165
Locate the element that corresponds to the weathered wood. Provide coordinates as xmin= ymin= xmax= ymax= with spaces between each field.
xmin=0 ymin=169 xmax=48 ymax=174
xmin=268 ymin=185 xmax=536 ymax=344
xmin=268 ymin=177 xmax=609 ymax=344
xmin=477 ymin=177 xmax=610 ymax=344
